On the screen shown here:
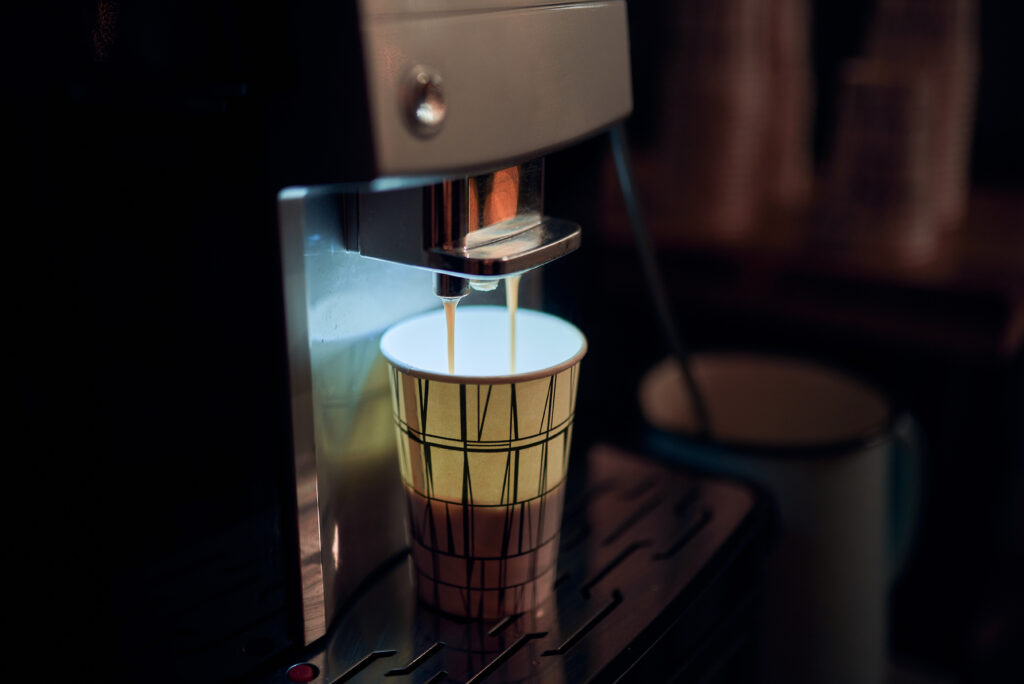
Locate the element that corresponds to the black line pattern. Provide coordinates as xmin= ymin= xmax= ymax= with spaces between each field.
xmin=392 ymin=413 xmax=576 ymax=447
xmin=393 ymin=368 xmax=578 ymax=503
xmin=388 ymin=364 xmax=581 ymax=618
xmin=410 ymin=527 xmax=561 ymax=561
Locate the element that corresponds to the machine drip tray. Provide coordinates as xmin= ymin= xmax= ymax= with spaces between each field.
xmin=263 ymin=444 xmax=773 ymax=683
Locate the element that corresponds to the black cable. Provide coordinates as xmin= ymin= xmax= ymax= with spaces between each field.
xmin=609 ymin=124 xmax=711 ymax=440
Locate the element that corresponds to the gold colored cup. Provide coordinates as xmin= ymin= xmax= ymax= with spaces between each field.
xmin=381 ymin=306 xmax=586 ymax=619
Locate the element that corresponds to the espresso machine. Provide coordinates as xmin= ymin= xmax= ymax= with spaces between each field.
xmin=277 ymin=0 xmax=632 ymax=647
xmin=38 ymin=2 xmax=771 ymax=682
xmin=271 ymin=2 xmax=771 ymax=682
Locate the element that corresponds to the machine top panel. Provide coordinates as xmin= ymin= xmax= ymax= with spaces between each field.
xmin=359 ymin=0 xmax=599 ymax=18
xmin=358 ymin=1 xmax=632 ymax=176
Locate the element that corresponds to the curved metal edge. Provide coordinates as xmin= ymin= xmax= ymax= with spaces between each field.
xmin=278 ymin=189 xmax=328 ymax=645
xmin=427 ymin=217 xmax=581 ymax=278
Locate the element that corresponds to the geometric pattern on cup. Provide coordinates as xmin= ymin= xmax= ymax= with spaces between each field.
xmin=409 ymin=523 xmax=561 ymax=590
xmin=387 ymin=362 xmax=580 ymax=618
xmin=404 ymin=481 xmax=564 ymax=619
xmin=413 ymin=561 xmax=558 ymax=621
xmin=388 ymin=364 xmax=580 ymax=504
xmin=405 ymin=482 xmax=566 ymax=563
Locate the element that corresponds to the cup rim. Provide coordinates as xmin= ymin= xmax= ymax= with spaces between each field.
xmin=648 ymin=423 xmax=895 ymax=460
xmin=380 ymin=306 xmax=588 ymax=384
xmin=642 ymin=351 xmax=900 ymax=460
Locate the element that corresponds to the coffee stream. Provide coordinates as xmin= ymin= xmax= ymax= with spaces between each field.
xmin=506 ymin=274 xmax=521 ymax=374
xmin=443 ymin=297 xmax=458 ymax=374
xmin=443 ymin=275 xmax=521 ymax=375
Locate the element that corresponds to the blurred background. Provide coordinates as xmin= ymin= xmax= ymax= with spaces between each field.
xmin=545 ymin=0 xmax=1022 ymax=681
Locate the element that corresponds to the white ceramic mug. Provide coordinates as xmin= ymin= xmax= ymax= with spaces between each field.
xmin=640 ymin=352 xmax=920 ymax=684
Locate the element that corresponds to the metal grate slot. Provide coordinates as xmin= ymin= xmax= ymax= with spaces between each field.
xmin=487 ymin=615 xmax=521 ymax=636
xmin=542 ymin=590 xmax=623 ymax=656
xmin=580 ymin=541 xmax=652 ymax=598
xmin=673 ymin=487 xmax=700 ymax=516
xmin=602 ymin=495 xmax=664 ymax=546
xmin=333 ymin=650 xmax=397 ymax=683
xmin=465 ymin=633 xmax=548 ymax=684
xmin=653 ymin=510 xmax=712 ymax=561
xmin=620 ymin=478 xmax=657 ymax=501
xmin=385 ymin=642 xmax=445 ymax=676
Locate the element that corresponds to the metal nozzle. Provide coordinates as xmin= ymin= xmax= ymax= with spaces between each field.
xmin=434 ymin=272 xmax=470 ymax=299
xmin=341 ymin=159 xmax=581 ymax=283
xmin=469 ymin=279 xmax=500 ymax=292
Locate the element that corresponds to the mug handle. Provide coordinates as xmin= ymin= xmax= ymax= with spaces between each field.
xmin=889 ymin=413 xmax=923 ymax=583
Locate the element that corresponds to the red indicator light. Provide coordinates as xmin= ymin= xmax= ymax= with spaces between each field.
xmin=286 ymin=663 xmax=318 ymax=682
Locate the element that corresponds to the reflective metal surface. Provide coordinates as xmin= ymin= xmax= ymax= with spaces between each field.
xmin=343 ymin=160 xmax=581 ymax=281
xmin=356 ymin=1 xmax=632 ymax=176
xmin=434 ymin=273 xmax=471 ymax=299
xmin=263 ymin=445 xmax=769 ymax=683
xmin=429 ymin=216 xmax=581 ymax=279
xmin=404 ymin=65 xmax=447 ymax=137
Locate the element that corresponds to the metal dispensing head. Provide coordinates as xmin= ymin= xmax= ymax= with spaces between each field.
xmin=336 ymin=158 xmax=580 ymax=300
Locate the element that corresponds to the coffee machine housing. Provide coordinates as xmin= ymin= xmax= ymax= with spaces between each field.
xmin=277 ymin=0 xmax=632 ymax=645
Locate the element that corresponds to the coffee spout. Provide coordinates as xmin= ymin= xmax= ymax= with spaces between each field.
xmin=336 ymin=158 xmax=581 ymax=284
xmin=434 ymin=272 xmax=470 ymax=300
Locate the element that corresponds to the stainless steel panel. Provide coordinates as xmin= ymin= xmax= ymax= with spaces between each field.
xmin=278 ymin=188 xmax=328 ymax=644
xmin=360 ymin=0 xmax=587 ymax=17
xmin=359 ymin=1 xmax=632 ymax=176
xmin=353 ymin=160 xmax=580 ymax=279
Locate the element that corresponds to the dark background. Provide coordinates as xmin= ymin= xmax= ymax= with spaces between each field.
xmin=546 ymin=1 xmax=1023 ymax=681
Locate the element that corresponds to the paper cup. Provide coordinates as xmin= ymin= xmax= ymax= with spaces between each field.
xmin=380 ymin=305 xmax=586 ymax=619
